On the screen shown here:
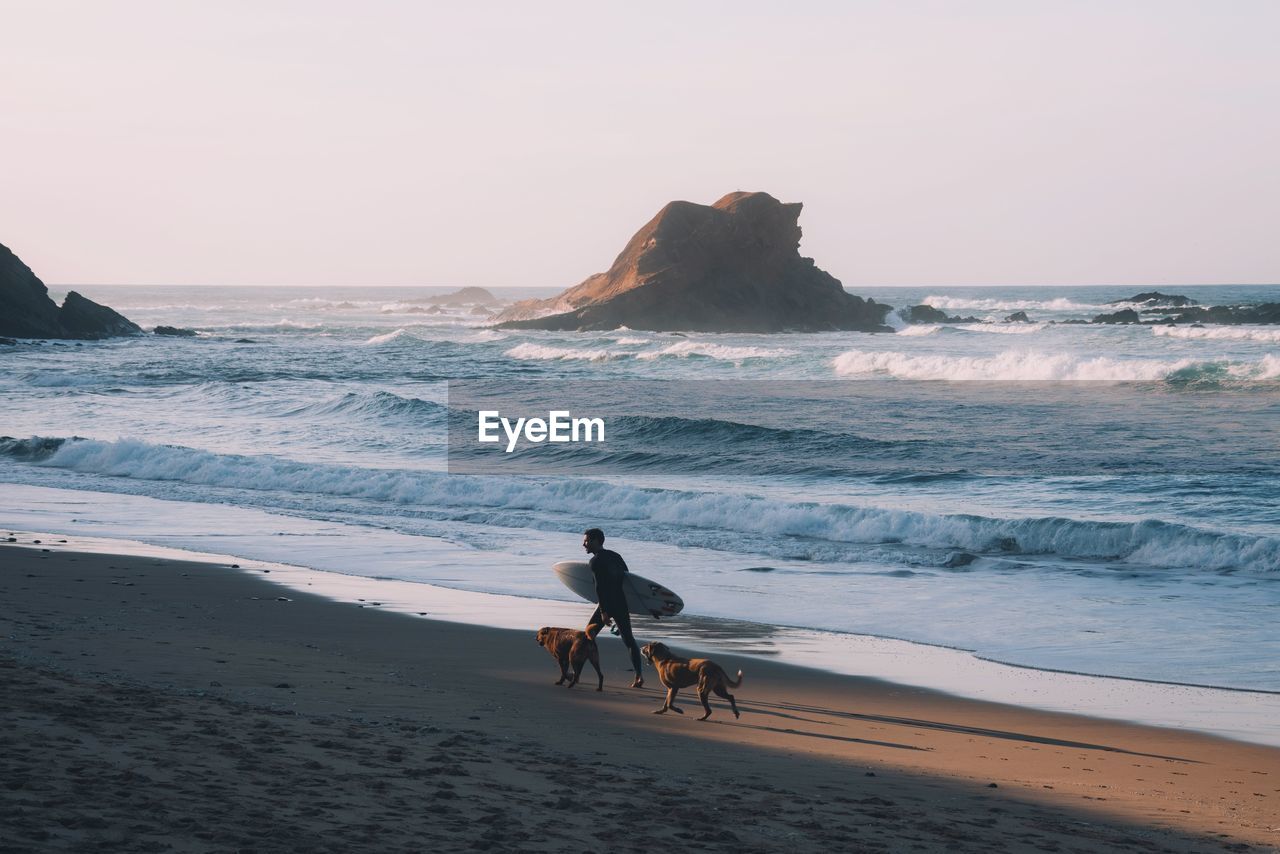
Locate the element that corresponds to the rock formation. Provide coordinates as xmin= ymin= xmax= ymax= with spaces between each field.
xmin=411 ymin=287 xmax=499 ymax=306
xmin=1092 ymin=309 xmax=1141 ymax=324
xmin=495 ymin=192 xmax=891 ymax=333
xmin=1093 ymin=303 xmax=1279 ymax=325
xmin=1161 ymin=304 xmax=1280 ymax=325
xmin=59 ymin=291 xmax=140 ymax=338
xmin=0 ymin=242 xmax=140 ymax=339
xmin=1108 ymin=291 xmax=1197 ymax=307
xmin=899 ymin=304 xmax=980 ymax=324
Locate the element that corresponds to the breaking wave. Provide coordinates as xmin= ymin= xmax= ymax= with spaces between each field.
xmin=505 ymin=340 xmax=796 ymax=364
xmin=831 ymin=348 xmax=1280 ymax=383
xmin=1152 ymin=325 xmax=1280 ymax=343
xmin=896 ymin=323 xmax=1049 ymax=337
xmin=635 ymin=341 xmax=798 ymax=362
xmin=2 ymin=436 xmax=1276 ymax=574
xmin=505 ymin=343 xmax=635 ymax=362
xmin=363 ymin=328 xmax=414 ymax=345
xmin=920 ymin=295 xmax=1105 ymax=313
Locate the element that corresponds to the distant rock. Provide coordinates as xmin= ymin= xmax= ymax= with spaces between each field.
xmin=0 ymin=242 xmax=140 ymax=339
xmin=412 ymin=286 xmax=499 ymax=306
xmin=1161 ymin=304 xmax=1280 ymax=325
xmin=495 ymin=192 xmax=892 ymax=333
xmin=154 ymin=325 xmax=197 ymax=337
xmin=900 ymin=304 xmax=981 ymax=324
xmin=1109 ymin=291 xmax=1197 ymax=307
xmin=1004 ymin=311 xmax=1031 ymax=323
xmin=1092 ymin=308 xmax=1140 ymax=324
xmin=1092 ymin=303 xmax=1280 ymax=326
xmin=468 ymin=306 xmax=494 ymax=316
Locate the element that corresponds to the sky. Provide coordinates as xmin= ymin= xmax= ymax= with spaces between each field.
xmin=1 ymin=1 xmax=1277 ymax=288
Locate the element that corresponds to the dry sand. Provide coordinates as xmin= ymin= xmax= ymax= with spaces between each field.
xmin=1 ymin=538 xmax=1277 ymax=853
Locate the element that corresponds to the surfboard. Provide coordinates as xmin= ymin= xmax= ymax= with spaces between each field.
xmin=553 ymin=560 xmax=684 ymax=619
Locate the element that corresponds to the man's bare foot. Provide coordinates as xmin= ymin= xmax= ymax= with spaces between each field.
xmin=630 ymin=677 xmax=644 ymax=688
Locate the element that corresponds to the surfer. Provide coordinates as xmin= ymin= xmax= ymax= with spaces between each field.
xmin=582 ymin=528 xmax=645 ymax=688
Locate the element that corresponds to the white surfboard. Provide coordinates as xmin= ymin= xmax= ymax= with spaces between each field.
xmin=553 ymin=560 xmax=684 ymax=619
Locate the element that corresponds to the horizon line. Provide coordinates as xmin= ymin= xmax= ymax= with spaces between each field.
xmin=44 ymin=281 xmax=1280 ymax=290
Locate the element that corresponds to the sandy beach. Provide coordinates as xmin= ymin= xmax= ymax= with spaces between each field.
xmin=1 ymin=537 xmax=1277 ymax=853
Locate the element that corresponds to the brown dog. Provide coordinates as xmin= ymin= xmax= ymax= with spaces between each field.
xmin=535 ymin=626 xmax=603 ymax=691
xmin=641 ymin=642 xmax=743 ymax=720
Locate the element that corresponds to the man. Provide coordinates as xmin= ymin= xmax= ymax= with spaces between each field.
xmin=582 ymin=528 xmax=644 ymax=688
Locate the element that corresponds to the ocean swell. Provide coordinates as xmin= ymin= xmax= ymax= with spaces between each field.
xmin=3 ymin=436 xmax=1276 ymax=574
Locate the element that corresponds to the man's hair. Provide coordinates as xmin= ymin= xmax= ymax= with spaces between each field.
xmin=583 ymin=527 xmax=605 ymax=543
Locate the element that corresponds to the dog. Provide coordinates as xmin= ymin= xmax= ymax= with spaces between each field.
xmin=640 ymin=642 xmax=743 ymax=720
xmin=535 ymin=626 xmax=603 ymax=691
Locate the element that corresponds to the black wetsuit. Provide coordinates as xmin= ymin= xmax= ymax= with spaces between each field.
xmin=587 ymin=549 xmax=644 ymax=678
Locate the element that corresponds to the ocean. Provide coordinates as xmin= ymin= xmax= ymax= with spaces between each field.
xmin=2 ymin=283 xmax=1277 ymax=707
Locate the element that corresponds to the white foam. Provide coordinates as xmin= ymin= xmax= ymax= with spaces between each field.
xmin=1152 ymin=325 xmax=1280 ymax=343
xmin=969 ymin=322 xmax=1050 ymax=335
xmin=504 ymin=343 xmax=633 ymax=362
xmin=267 ymin=318 xmax=320 ymax=329
xmin=362 ymin=328 xmax=412 ymax=345
xmin=921 ymin=295 xmax=1104 ymax=312
xmin=1230 ymin=353 xmax=1280 ymax=380
xmin=829 ymin=348 xmax=1277 ymax=382
xmin=635 ymin=341 xmax=798 ymax=362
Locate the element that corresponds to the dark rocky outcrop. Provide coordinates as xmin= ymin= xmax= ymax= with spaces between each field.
xmin=900 ymin=304 xmax=980 ymax=324
xmin=59 ymin=291 xmax=141 ymax=338
xmin=1092 ymin=309 xmax=1140 ymax=324
xmin=0 ymin=242 xmax=140 ymax=339
xmin=1159 ymin=304 xmax=1280 ymax=325
xmin=154 ymin=325 xmax=198 ymax=337
xmin=0 ymin=242 xmax=64 ymax=337
xmin=1109 ymin=291 xmax=1197 ymax=307
xmin=1092 ymin=303 xmax=1280 ymax=326
xmin=1004 ymin=311 xmax=1031 ymax=323
xmin=495 ymin=192 xmax=892 ymax=333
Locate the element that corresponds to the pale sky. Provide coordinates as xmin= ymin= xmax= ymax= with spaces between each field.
xmin=2 ymin=1 xmax=1277 ymax=287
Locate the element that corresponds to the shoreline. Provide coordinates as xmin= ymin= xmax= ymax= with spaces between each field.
xmin=2 ymin=536 xmax=1279 ymax=851
xmin=4 ymin=519 xmax=1279 ymax=748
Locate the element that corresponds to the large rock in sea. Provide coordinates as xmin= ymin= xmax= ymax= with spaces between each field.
xmin=900 ymin=304 xmax=981 ymax=324
xmin=1109 ymin=291 xmax=1197 ymax=307
xmin=495 ymin=192 xmax=892 ymax=333
xmin=0 ymin=242 xmax=140 ymax=339
xmin=59 ymin=291 xmax=141 ymax=338
xmin=0 ymin=242 xmax=64 ymax=337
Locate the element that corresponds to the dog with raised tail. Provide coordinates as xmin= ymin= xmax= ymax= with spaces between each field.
xmin=640 ymin=641 xmax=743 ymax=720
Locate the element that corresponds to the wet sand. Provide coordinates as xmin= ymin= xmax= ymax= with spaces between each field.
xmin=2 ymin=539 xmax=1277 ymax=852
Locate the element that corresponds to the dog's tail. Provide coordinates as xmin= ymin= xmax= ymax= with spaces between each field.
xmin=728 ymin=670 xmax=744 ymax=689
